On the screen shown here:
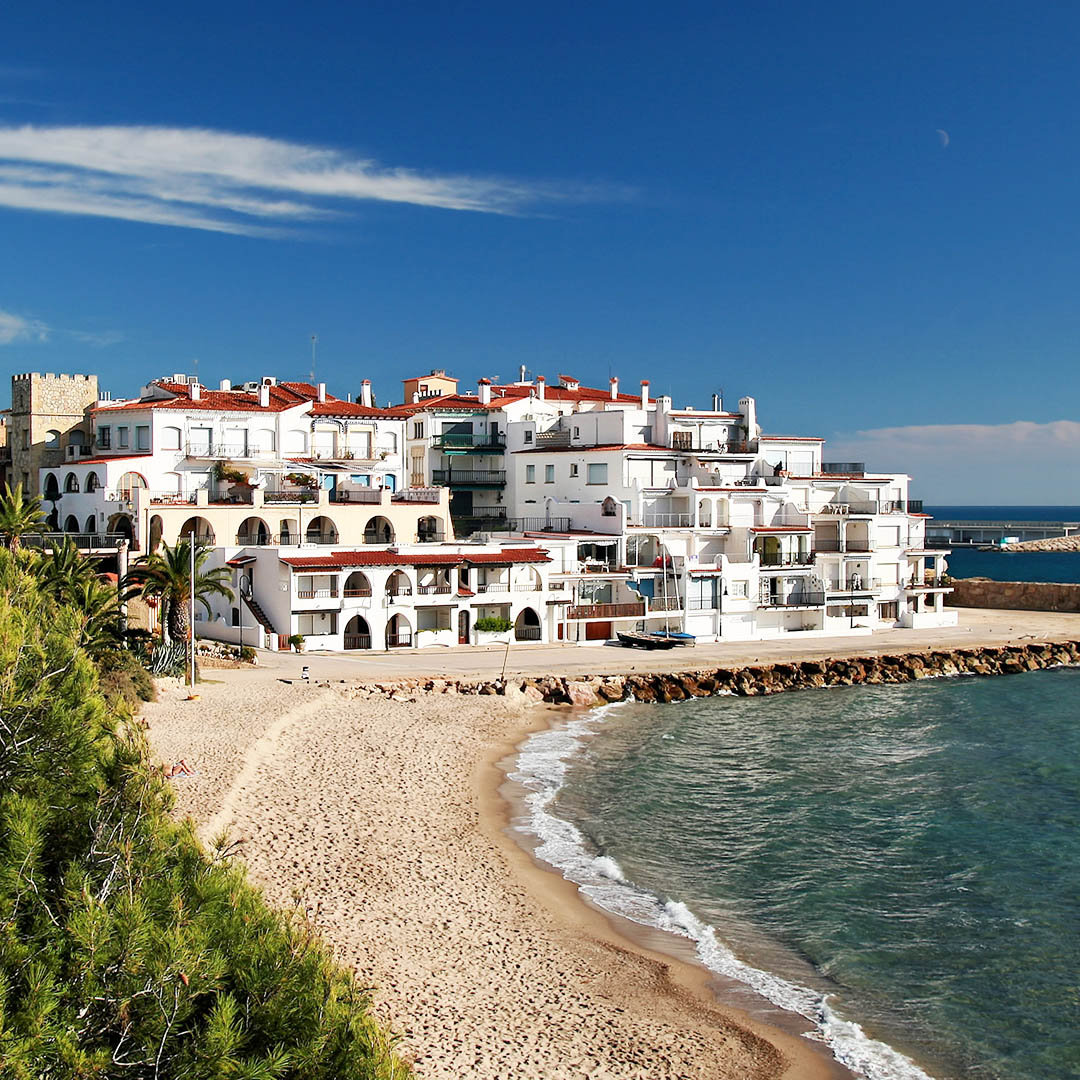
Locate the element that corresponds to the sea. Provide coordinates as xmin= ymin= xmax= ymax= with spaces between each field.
xmin=925 ymin=505 xmax=1080 ymax=584
xmin=512 ymin=671 xmax=1080 ymax=1080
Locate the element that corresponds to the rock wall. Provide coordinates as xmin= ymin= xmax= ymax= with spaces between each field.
xmin=946 ymin=578 xmax=1080 ymax=612
xmin=334 ymin=640 xmax=1080 ymax=707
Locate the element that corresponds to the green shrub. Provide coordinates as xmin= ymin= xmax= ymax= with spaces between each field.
xmin=95 ymin=647 xmax=157 ymax=707
xmin=0 ymin=551 xmax=409 ymax=1079
xmin=474 ymin=616 xmax=512 ymax=632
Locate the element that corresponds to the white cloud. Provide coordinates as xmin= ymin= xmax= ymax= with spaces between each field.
xmin=826 ymin=420 xmax=1080 ymax=503
xmin=0 ymin=308 xmax=48 ymax=345
xmin=0 ymin=124 xmax=605 ymax=236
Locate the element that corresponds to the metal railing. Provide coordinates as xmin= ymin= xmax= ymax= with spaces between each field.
xmin=756 ymin=550 xmax=813 ymax=567
xmin=331 ymin=488 xmax=382 ymax=503
xmin=759 ymin=592 xmax=826 ymax=608
xmin=812 ymin=539 xmax=871 ymax=553
xmin=15 ymin=531 xmax=127 ymax=550
xmin=418 ymin=584 xmax=453 ymax=595
xmin=386 ymin=633 xmax=413 ymax=648
xmin=821 ymin=462 xmax=865 ymax=474
xmin=432 ymin=469 xmax=506 ymax=485
xmin=304 ymin=533 xmax=339 ymax=545
xmin=453 ymin=515 xmax=571 ymax=536
xmin=344 ymin=634 xmax=371 ymax=650
xmin=824 ymin=580 xmax=876 ymax=594
xmin=477 ymin=582 xmax=510 ymax=593
xmin=417 ymin=531 xmax=446 ymax=543
xmin=296 ymin=588 xmax=339 ymax=599
xmin=393 ymin=488 xmax=442 ymax=503
xmin=149 ymin=492 xmax=198 ymax=505
xmin=364 ymin=530 xmax=396 ymax=545
xmin=343 ymin=587 xmax=373 ymax=598
xmin=514 ymin=626 xmax=542 ymax=641
xmin=235 ymin=534 xmax=273 ymax=546
xmin=185 ymin=442 xmax=269 ymax=458
xmin=638 ymin=512 xmax=693 ymax=528
xmin=567 ymin=602 xmax=645 ymax=619
xmin=513 ymin=583 xmax=541 ymax=592
xmin=817 ymin=502 xmax=878 ymax=516
xmin=648 ymin=596 xmax=682 ymax=611
xmin=433 ymin=434 xmax=506 ymax=450
xmin=386 ymin=585 xmax=413 ymax=597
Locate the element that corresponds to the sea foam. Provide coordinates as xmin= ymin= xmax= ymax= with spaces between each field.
xmin=510 ymin=705 xmax=935 ymax=1080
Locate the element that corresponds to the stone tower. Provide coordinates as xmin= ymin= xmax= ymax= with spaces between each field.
xmin=8 ymin=372 xmax=99 ymax=496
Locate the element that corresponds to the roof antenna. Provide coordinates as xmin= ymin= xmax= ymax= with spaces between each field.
xmin=310 ymin=334 xmax=317 ymax=384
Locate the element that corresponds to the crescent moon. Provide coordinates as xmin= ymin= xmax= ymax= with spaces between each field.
xmin=936 ymin=128 xmax=950 ymax=149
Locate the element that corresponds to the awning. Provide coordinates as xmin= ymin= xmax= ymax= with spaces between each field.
xmin=226 ymin=555 xmax=257 ymax=567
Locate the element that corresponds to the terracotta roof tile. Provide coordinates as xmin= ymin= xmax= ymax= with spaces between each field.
xmin=279 ymin=548 xmax=550 ymax=570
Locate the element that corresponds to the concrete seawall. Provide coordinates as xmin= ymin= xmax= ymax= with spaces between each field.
xmin=946 ymin=578 xmax=1080 ymax=613
xmin=335 ymin=639 xmax=1080 ymax=707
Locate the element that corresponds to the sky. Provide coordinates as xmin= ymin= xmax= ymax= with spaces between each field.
xmin=1 ymin=1 xmax=1078 ymax=503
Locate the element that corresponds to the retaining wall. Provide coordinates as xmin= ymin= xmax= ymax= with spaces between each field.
xmin=946 ymin=578 xmax=1080 ymax=612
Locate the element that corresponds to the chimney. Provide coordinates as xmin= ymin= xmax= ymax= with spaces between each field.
xmin=640 ymin=380 xmax=649 ymax=409
xmin=712 ymin=393 xmax=719 ymax=411
xmin=317 ymin=382 xmax=326 ymax=403
xmin=258 ymin=383 xmax=270 ymax=408
xmin=519 ymin=364 xmax=527 ymax=382
xmin=412 ymin=391 xmax=420 ymax=403
xmin=478 ymin=378 xmax=492 ymax=406
xmin=536 ymin=375 xmax=546 ymax=400
xmin=609 ymin=376 xmax=619 ymax=400
xmin=190 ymin=383 xmax=202 ymax=402
xmin=360 ymin=379 xmax=372 ymax=408
xmin=219 ymin=379 xmax=231 ymax=392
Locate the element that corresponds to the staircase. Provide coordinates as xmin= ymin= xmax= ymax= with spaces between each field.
xmin=243 ymin=595 xmax=277 ymax=636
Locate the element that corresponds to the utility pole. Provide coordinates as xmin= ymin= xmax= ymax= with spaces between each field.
xmin=188 ymin=532 xmax=196 ymax=688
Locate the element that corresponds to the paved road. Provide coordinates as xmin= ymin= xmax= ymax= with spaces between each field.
xmin=243 ymin=607 xmax=1080 ymax=683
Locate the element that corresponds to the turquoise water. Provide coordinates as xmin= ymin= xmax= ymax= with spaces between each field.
xmin=944 ymin=548 xmax=1080 ymax=584
xmin=513 ymin=669 xmax=1080 ymax=1079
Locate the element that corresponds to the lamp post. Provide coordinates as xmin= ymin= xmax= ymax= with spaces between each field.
xmin=188 ymin=530 xmax=196 ymax=689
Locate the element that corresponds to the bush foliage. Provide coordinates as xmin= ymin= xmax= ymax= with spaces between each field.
xmin=474 ymin=616 xmax=512 ymax=632
xmin=0 ymin=551 xmax=408 ymax=1079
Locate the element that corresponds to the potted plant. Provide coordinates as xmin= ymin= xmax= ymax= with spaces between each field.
xmin=288 ymin=633 xmax=305 ymax=653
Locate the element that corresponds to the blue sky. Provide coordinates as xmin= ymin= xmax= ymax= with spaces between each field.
xmin=1 ymin=2 xmax=1078 ymax=502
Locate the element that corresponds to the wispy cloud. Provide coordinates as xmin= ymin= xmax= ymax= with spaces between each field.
xmin=0 ymin=308 xmax=49 ymax=345
xmin=0 ymin=306 xmax=123 ymax=348
xmin=0 ymin=124 xmax=607 ymax=236
xmin=827 ymin=420 xmax=1080 ymax=503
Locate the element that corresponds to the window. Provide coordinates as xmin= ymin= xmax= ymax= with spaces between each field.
xmin=573 ymin=426 xmax=580 ymax=439
xmin=729 ymin=580 xmax=748 ymax=598
xmin=136 ymin=425 xmax=150 ymax=451
xmin=21 ymin=430 xmax=29 ymax=450
xmin=878 ymin=602 xmax=898 ymax=621
xmin=161 ymin=426 xmax=182 ymax=450
xmin=117 ymin=427 xmax=129 ymax=448
xmin=687 ymin=578 xmax=718 ymax=610
xmin=44 ymin=430 xmax=61 ymax=449
xmin=545 ymin=464 xmax=555 ymax=483
xmin=587 ymin=463 xmax=608 ymax=485
xmin=413 ymin=422 xmax=424 ymax=439
xmin=526 ymin=464 xmax=536 ymax=483
xmin=523 ymin=430 xmax=533 ymax=444
xmin=569 ymin=463 xmax=579 ymax=477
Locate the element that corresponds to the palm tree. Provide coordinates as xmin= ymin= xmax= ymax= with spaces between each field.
xmin=37 ymin=537 xmax=100 ymax=602
xmin=66 ymin=577 xmax=130 ymax=658
xmin=126 ymin=538 xmax=233 ymax=643
xmin=0 ymin=484 xmax=45 ymax=549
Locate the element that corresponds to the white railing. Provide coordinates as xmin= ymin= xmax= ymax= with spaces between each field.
xmin=639 ymin=512 xmax=693 ymax=528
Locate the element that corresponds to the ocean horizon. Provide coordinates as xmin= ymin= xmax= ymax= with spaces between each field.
xmin=514 ymin=667 xmax=1080 ymax=1080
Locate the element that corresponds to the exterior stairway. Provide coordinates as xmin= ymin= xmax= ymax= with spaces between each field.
xmin=243 ymin=595 xmax=277 ymax=636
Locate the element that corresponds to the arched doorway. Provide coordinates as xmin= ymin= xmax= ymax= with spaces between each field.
xmin=64 ymin=473 xmax=80 ymax=493
xmin=343 ymin=571 xmax=372 ymax=597
xmin=417 ymin=515 xmax=441 ymax=543
xmin=386 ymin=613 xmax=412 ymax=648
xmin=179 ymin=516 xmax=215 ymax=544
xmin=84 ymin=514 xmax=97 ymax=534
xmin=278 ymin=517 xmax=298 ymax=545
xmin=85 ymin=471 xmax=100 ymax=493
xmin=305 ymin=515 xmax=338 ymax=544
xmin=458 ymin=609 xmax=470 ymax=645
xmin=385 ymin=570 xmax=412 ymax=598
xmin=107 ymin=513 xmax=134 ymax=542
xmin=117 ymin=472 xmax=148 ymax=500
xmin=344 ymin=614 xmax=371 ymax=650
xmin=364 ymin=516 xmax=394 ymax=544
xmin=43 ymin=473 xmax=60 ymax=501
xmin=237 ymin=516 xmax=271 ymax=545
xmin=64 ymin=514 xmax=80 ymax=533
xmin=149 ymin=514 xmax=164 ymax=553
xmin=514 ymin=607 xmax=541 ymax=641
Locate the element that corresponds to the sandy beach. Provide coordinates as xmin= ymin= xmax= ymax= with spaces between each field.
xmin=143 ymin=608 xmax=1080 ymax=1079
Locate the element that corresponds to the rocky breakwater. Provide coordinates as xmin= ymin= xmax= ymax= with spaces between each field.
xmin=1002 ymin=535 xmax=1080 ymax=552
xmin=947 ymin=578 xmax=1080 ymax=613
xmin=333 ymin=640 xmax=1080 ymax=707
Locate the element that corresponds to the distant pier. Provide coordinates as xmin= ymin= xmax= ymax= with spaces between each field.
xmin=926 ymin=520 xmax=1080 ymax=548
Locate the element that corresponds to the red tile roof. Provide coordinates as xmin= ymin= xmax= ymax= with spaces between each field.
xmin=55 ymin=454 xmax=153 ymax=466
xmin=279 ymin=548 xmax=550 ymax=570
xmin=751 ymin=526 xmax=812 ymax=533
xmin=385 ymin=382 xmax=648 ymax=415
xmin=514 ymin=443 xmax=670 ymax=454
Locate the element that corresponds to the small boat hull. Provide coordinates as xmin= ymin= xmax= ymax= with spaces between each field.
xmin=617 ymin=631 xmax=679 ymax=650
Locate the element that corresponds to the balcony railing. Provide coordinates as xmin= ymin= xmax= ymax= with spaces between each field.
xmin=263 ymin=489 xmax=318 ymax=504
xmin=343 ymin=587 xmax=373 ymax=598
xmin=454 ymin=515 xmax=571 ymax=536
xmin=386 ymin=632 xmax=413 ymax=648
xmin=417 ymin=531 xmax=446 ymax=544
xmin=433 ymin=434 xmax=506 ymax=450
xmin=149 ymin=492 xmax=198 ymax=505
xmin=567 ymin=602 xmax=646 ymax=619
xmin=821 ymin=462 xmax=865 ymax=474
xmin=756 ymin=551 xmax=813 ymax=567
xmin=648 ymin=595 xmax=682 ymax=611
xmin=817 ymin=502 xmax=879 ymax=516
xmin=432 ymin=469 xmax=506 ymax=486
xmin=295 ymin=588 xmax=339 ymax=599
xmin=759 ymin=592 xmax=826 ymax=608
xmin=235 ymin=534 xmax=274 ymax=546
xmin=514 ymin=626 xmax=542 ymax=641
xmin=393 ymin=488 xmax=443 ymax=503
xmin=812 ymin=539 xmax=871 ymax=553
xmin=638 ymin=512 xmax=693 ymax=528
xmin=386 ymin=585 xmax=413 ymax=597
xmin=185 ymin=442 xmax=269 ymax=459
xmin=331 ymin=488 xmax=382 ymax=503
xmin=16 ymin=532 xmax=127 ymax=551
xmin=477 ymin=582 xmax=510 ymax=593
xmin=824 ymin=579 xmax=877 ymax=594
xmin=418 ymin=584 xmax=453 ymax=595
xmin=344 ymin=634 xmax=371 ymax=650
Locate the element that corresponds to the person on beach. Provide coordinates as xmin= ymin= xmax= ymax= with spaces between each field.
xmin=162 ymin=759 xmax=196 ymax=778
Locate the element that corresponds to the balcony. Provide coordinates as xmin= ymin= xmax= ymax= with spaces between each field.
xmin=812 ymin=539 xmax=871 ymax=554
xmin=817 ymin=502 xmax=878 ymax=516
xmin=17 ymin=531 xmax=127 ymax=552
xmin=417 ymin=530 xmax=446 ymax=544
xmin=824 ymin=580 xmax=877 ymax=595
xmin=432 ymin=469 xmax=506 ymax=487
xmin=185 ymin=442 xmax=268 ymax=459
xmin=638 ymin=512 xmax=693 ymax=529
xmin=567 ymin=602 xmax=646 ymax=619
xmin=344 ymin=634 xmax=371 ymax=650
xmin=759 ymin=592 xmax=826 ymax=608
xmin=343 ymin=587 xmax=373 ymax=598
xmin=454 ymin=514 xmax=571 ymax=536
xmin=295 ymin=588 xmax=339 ymax=600
xmin=671 ymin=439 xmax=752 ymax=455
xmin=149 ymin=491 xmax=198 ymax=506
xmin=417 ymin=584 xmax=453 ymax=595
xmin=433 ymin=434 xmax=506 ymax=451
xmin=756 ymin=551 xmax=814 ymax=567
xmin=514 ymin=625 xmax=542 ymax=641
xmin=331 ymin=488 xmax=382 ymax=504
xmin=263 ymin=489 xmax=318 ymax=505
xmin=236 ymin=533 xmax=274 ymax=546
xmin=393 ymin=488 xmax=443 ymax=504
xmin=386 ymin=632 xmax=413 ymax=648
xmin=477 ymin=582 xmax=510 ymax=593
xmin=648 ymin=595 xmax=682 ymax=612
xmin=386 ymin=585 xmax=414 ymax=597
